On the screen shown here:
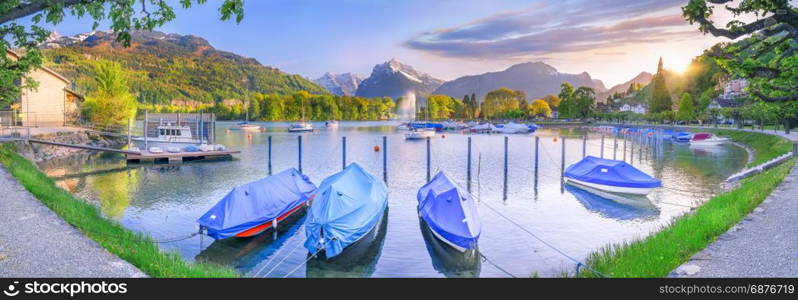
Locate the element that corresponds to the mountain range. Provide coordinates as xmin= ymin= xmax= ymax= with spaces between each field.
xmin=596 ymin=71 xmax=653 ymax=102
xmin=313 ymin=72 xmax=362 ymax=96
xmin=354 ymin=59 xmax=444 ymax=99
xmin=431 ymin=62 xmax=607 ymax=102
xmin=40 ymin=31 xmax=327 ymax=105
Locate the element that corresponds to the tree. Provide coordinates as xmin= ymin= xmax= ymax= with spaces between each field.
xmin=482 ymin=87 xmax=518 ymax=119
xmin=558 ymin=83 xmax=576 ymax=118
xmin=682 ymin=0 xmax=798 ymax=102
xmin=572 ymin=86 xmax=596 ymax=119
xmin=528 ymin=99 xmax=552 ymax=118
xmin=80 ymin=60 xmax=136 ymax=128
xmin=650 ymin=57 xmax=673 ymax=113
xmin=543 ymin=94 xmax=561 ymax=108
xmin=1 ymin=0 xmax=244 ymax=107
xmin=677 ymin=93 xmax=695 ymax=123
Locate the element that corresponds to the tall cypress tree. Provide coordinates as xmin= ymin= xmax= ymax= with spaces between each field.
xmin=650 ymin=57 xmax=673 ymax=113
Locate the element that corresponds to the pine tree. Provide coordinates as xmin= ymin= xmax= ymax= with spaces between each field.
xmin=650 ymin=57 xmax=672 ymax=113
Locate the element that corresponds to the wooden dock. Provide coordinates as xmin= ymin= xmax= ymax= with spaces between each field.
xmin=126 ymin=150 xmax=241 ymax=163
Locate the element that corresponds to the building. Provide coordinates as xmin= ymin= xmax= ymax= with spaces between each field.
xmin=4 ymin=49 xmax=83 ymax=127
xmin=620 ymin=103 xmax=647 ymax=114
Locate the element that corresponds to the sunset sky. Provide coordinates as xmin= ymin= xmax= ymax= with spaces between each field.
xmin=23 ymin=0 xmax=773 ymax=87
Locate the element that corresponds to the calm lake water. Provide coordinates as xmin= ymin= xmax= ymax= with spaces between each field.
xmin=38 ymin=121 xmax=747 ymax=277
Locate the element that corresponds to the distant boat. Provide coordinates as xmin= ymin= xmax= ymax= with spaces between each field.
xmin=304 ymin=163 xmax=388 ymax=259
xmin=528 ymin=123 xmax=540 ymax=132
xmin=288 ymin=122 xmax=314 ymax=132
xmin=148 ymin=146 xmax=164 ymax=154
xmin=325 ymin=120 xmax=339 ymax=128
xmin=197 ymin=168 xmax=316 ymax=239
xmin=469 ymin=123 xmax=494 ymax=133
xmin=674 ymin=132 xmax=693 ymax=142
xmin=690 ymin=132 xmax=729 ymax=146
xmin=409 ymin=122 xmax=444 ymax=131
xmin=564 ymin=156 xmax=661 ymax=195
xmin=417 ymin=171 xmax=481 ymax=253
xmin=405 ymin=128 xmax=436 ymax=140
xmin=231 ymin=111 xmax=261 ymax=131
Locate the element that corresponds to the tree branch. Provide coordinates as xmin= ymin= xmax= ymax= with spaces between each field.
xmin=0 ymin=0 xmax=97 ymax=25
xmin=753 ymin=89 xmax=798 ymax=102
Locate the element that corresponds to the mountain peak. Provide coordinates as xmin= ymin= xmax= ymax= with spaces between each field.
xmin=355 ymin=60 xmax=443 ymax=99
xmin=314 ymin=72 xmax=362 ymax=96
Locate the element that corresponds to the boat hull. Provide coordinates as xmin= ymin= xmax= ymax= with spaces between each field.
xmin=288 ymin=128 xmax=314 ymax=132
xmin=132 ymin=139 xmax=202 ymax=149
xmin=690 ymin=139 xmax=729 ymax=146
xmin=233 ymin=200 xmax=309 ymax=238
xmin=564 ymin=177 xmax=655 ymax=196
xmin=405 ymin=131 xmax=435 ymax=140
xmin=419 ymin=219 xmax=480 ymax=277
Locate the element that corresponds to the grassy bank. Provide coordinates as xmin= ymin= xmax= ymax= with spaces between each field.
xmin=0 ymin=143 xmax=238 ymax=278
xmin=579 ymin=130 xmax=794 ymax=277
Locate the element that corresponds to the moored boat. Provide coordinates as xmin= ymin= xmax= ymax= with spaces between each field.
xmin=674 ymin=132 xmax=693 ymax=142
xmin=197 ymin=168 xmax=316 ymax=239
xmin=132 ymin=123 xmax=205 ymax=148
xmin=325 ymin=120 xmax=339 ymax=128
xmin=288 ymin=122 xmax=314 ymax=132
xmin=405 ymin=128 xmax=436 ymax=140
xmin=564 ymin=156 xmax=661 ymax=195
xmin=690 ymin=132 xmax=729 ymax=146
xmin=493 ymin=122 xmax=530 ymax=134
xmin=303 ymin=163 xmax=388 ymax=259
xmin=417 ymin=171 xmax=481 ymax=253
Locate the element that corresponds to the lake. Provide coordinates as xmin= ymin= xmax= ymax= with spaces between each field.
xmin=37 ymin=121 xmax=748 ymax=277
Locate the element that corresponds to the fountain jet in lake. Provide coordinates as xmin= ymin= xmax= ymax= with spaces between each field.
xmin=397 ymin=91 xmax=416 ymax=121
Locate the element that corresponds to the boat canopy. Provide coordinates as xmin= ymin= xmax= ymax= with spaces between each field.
xmin=564 ymin=156 xmax=661 ymax=188
xmin=418 ymin=172 xmax=481 ymax=250
xmin=197 ymin=168 xmax=316 ymax=239
xmin=304 ymin=163 xmax=388 ymax=258
xmin=691 ymin=132 xmax=712 ymax=141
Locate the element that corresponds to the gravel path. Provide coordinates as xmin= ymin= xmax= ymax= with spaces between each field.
xmin=671 ymin=160 xmax=798 ymax=277
xmin=0 ymin=165 xmax=145 ymax=278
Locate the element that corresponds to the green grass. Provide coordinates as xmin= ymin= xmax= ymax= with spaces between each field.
xmin=578 ymin=129 xmax=794 ymax=277
xmin=0 ymin=143 xmax=239 ymax=278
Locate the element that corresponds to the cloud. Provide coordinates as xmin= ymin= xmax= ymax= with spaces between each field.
xmin=405 ymin=0 xmax=695 ymax=58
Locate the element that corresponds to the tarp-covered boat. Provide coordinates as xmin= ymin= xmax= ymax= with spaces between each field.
xmin=674 ymin=132 xmax=693 ymax=142
xmin=304 ymin=163 xmax=388 ymax=259
xmin=417 ymin=171 xmax=481 ymax=252
xmin=564 ymin=156 xmax=661 ymax=195
xmin=690 ymin=132 xmax=730 ymax=146
xmin=197 ymin=168 xmax=316 ymax=239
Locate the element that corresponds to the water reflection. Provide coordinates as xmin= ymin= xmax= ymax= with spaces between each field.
xmin=305 ymin=210 xmax=388 ymax=278
xmin=419 ymin=219 xmax=481 ymax=278
xmin=565 ymin=184 xmax=659 ymax=221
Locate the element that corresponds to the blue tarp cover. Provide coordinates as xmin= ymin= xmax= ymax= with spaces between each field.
xmin=417 ymin=172 xmax=481 ymax=250
xmin=564 ymin=156 xmax=661 ymax=188
xmin=197 ymin=168 xmax=316 ymax=239
xmin=304 ymin=163 xmax=388 ymax=258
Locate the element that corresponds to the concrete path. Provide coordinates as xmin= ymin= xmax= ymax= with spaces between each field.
xmin=671 ymin=160 xmax=798 ymax=277
xmin=0 ymin=165 xmax=145 ymax=278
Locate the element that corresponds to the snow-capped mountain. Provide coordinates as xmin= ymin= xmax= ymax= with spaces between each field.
xmin=355 ymin=58 xmax=444 ymax=99
xmin=432 ymin=62 xmax=603 ymax=102
xmin=314 ymin=72 xmax=362 ymax=96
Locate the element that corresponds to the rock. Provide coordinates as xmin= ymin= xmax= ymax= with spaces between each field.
xmin=673 ymin=264 xmax=701 ymax=276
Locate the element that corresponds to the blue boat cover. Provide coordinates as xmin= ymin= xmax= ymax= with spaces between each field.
xmin=197 ymin=168 xmax=316 ymax=239
xmin=410 ymin=122 xmax=444 ymax=130
xmin=304 ymin=163 xmax=388 ymax=258
xmin=564 ymin=156 xmax=661 ymax=188
xmin=417 ymin=172 xmax=481 ymax=250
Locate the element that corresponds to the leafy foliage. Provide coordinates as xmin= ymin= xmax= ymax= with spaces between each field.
xmin=81 ymin=60 xmax=137 ymax=128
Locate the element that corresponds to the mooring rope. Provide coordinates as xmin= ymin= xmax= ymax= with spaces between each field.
xmin=281 ymin=241 xmax=330 ymax=278
xmin=479 ymin=253 xmax=517 ymax=278
xmin=257 ymin=237 xmax=309 ymax=278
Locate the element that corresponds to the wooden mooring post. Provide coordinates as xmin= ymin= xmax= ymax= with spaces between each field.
xmin=268 ymin=136 xmax=272 ymax=175
xmin=467 ymin=137 xmax=472 ymax=192
xmin=503 ymin=136 xmax=508 ymax=200
xmin=600 ymin=134 xmax=605 ymax=158
xmin=426 ymin=136 xmax=431 ymax=182
xmin=623 ymin=133 xmax=627 ymax=162
xmin=613 ymin=134 xmax=617 ymax=160
xmin=298 ymin=135 xmax=303 ymax=173
xmin=382 ymin=136 xmax=387 ymax=183
xmin=561 ymin=136 xmax=566 ymax=178
xmin=534 ymin=136 xmax=539 ymax=190
xmin=582 ymin=135 xmax=587 ymax=158
xmin=342 ymin=136 xmax=347 ymax=170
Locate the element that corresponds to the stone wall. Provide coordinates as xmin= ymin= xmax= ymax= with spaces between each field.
xmin=16 ymin=131 xmax=125 ymax=162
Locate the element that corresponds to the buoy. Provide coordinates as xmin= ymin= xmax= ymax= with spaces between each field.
xmin=247 ymin=134 xmax=252 ymax=139
xmin=374 ymin=145 xmax=380 ymax=152
xmin=442 ymin=134 xmax=446 ymax=139
xmin=553 ymin=137 xmax=558 ymax=142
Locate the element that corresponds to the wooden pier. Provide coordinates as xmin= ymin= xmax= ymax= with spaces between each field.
xmin=126 ymin=149 xmax=240 ymax=163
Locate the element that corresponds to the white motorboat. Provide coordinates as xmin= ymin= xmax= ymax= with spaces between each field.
xmin=493 ymin=122 xmax=530 ymax=134
xmin=690 ymin=132 xmax=730 ymax=146
xmin=469 ymin=123 xmax=495 ymax=133
xmin=288 ymin=122 xmax=314 ymax=132
xmin=405 ymin=128 xmax=436 ymax=140
xmin=133 ymin=123 xmax=204 ymax=149
xmin=148 ymin=147 xmax=164 ymax=154
xmin=230 ymin=111 xmax=261 ymax=131
xmin=564 ymin=177 xmax=658 ymax=196
xmin=167 ymin=147 xmax=182 ymax=153
xmin=325 ymin=120 xmax=339 ymax=128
